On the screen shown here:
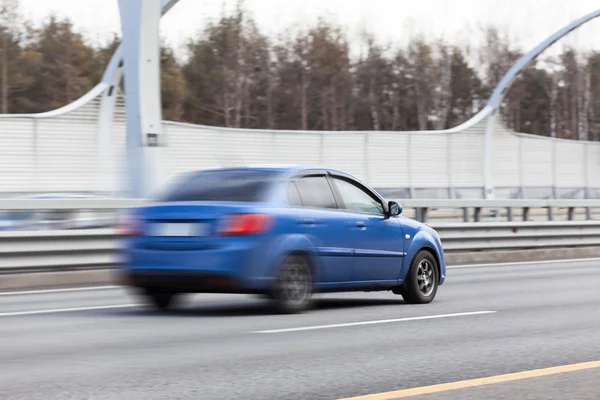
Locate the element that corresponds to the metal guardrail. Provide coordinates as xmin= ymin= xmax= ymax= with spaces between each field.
xmin=1 ymin=221 xmax=600 ymax=273
xmin=1 ymin=198 xmax=600 ymax=223
xmin=399 ymin=199 xmax=600 ymax=222
xmin=434 ymin=221 xmax=600 ymax=251
xmin=1 ymin=198 xmax=600 ymax=273
xmin=0 ymin=229 xmax=118 ymax=272
xmin=3 ymin=198 xmax=600 ymax=208
xmin=0 ymin=198 xmax=146 ymax=210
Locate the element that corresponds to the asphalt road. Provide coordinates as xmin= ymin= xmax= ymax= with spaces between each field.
xmin=1 ymin=259 xmax=600 ymax=399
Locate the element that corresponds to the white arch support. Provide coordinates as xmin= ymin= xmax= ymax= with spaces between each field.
xmin=117 ymin=0 xmax=163 ymax=198
xmin=483 ymin=8 xmax=600 ymax=199
xmin=98 ymin=0 xmax=179 ymax=196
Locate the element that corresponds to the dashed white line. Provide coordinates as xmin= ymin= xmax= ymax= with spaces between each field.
xmin=254 ymin=310 xmax=496 ymax=334
xmin=0 ymin=285 xmax=119 ymax=296
xmin=0 ymin=303 xmax=141 ymax=317
xmin=448 ymin=257 xmax=600 ymax=269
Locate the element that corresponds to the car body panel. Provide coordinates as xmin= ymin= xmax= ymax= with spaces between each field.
xmin=280 ymin=206 xmax=354 ymax=283
xmin=342 ymin=211 xmax=405 ymax=283
xmin=397 ymin=216 xmax=446 ymax=285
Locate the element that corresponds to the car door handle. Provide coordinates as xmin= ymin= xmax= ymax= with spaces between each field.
xmin=300 ymin=219 xmax=316 ymax=226
xmin=356 ymin=221 xmax=366 ymax=229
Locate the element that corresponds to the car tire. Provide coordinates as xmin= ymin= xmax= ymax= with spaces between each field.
xmin=146 ymin=291 xmax=179 ymax=310
xmin=271 ymin=254 xmax=313 ymax=314
xmin=400 ymin=250 xmax=439 ymax=304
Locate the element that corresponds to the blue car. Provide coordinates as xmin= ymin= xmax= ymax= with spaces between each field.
xmin=118 ymin=166 xmax=446 ymax=313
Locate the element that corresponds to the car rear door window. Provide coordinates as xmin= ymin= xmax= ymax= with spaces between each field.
xmin=332 ymin=177 xmax=384 ymax=214
xmin=294 ymin=176 xmax=337 ymax=209
xmin=287 ymin=182 xmax=303 ymax=206
xmin=156 ymin=170 xmax=278 ymax=202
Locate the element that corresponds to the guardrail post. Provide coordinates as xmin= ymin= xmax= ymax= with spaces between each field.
xmin=474 ymin=207 xmax=481 ymax=222
xmin=32 ymin=117 xmax=39 ymax=188
xmin=364 ymin=132 xmax=370 ymax=184
xmin=462 ymin=208 xmax=469 ymax=222
xmin=506 ymin=207 xmax=513 ymax=221
xmin=547 ymin=207 xmax=553 ymax=221
xmin=586 ymin=207 xmax=592 ymax=220
xmin=319 ymin=132 xmax=324 ymax=165
xmin=567 ymin=207 xmax=575 ymax=221
xmin=523 ymin=207 xmax=529 ymax=221
xmin=415 ymin=207 xmax=428 ymax=222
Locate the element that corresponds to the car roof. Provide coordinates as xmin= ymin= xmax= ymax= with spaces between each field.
xmin=200 ymin=165 xmax=348 ymax=175
xmin=196 ymin=166 xmax=371 ymax=193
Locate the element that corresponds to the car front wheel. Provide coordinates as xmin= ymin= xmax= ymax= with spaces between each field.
xmin=400 ymin=250 xmax=439 ymax=304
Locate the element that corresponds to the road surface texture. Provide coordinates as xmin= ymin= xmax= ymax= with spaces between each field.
xmin=1 ymin=259 xmax=600 ymax=399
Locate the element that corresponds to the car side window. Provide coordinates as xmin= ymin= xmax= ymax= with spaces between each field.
xmin=332 ymin=177 xmax=384 ymax=214
xmin=287 ymin=182 xmax=303 ymax=206
xmin=294 ymin=176 xmax=337 ymax=209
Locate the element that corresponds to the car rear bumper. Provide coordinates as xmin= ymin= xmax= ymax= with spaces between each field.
xmin=122 ymin=247 xmax=246 ymax=274
xmin=119 ymin=239 xmax=276 ymax=292
xmin=120 ymin=270 xmax=267 ymax=294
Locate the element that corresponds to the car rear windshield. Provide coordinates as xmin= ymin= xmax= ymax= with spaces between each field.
xmin=156 ymin=169 xmax=280 ymax=203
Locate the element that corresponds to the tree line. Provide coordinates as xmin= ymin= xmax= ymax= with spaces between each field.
xmin=2 ymin=1 xmax=600 ymax=141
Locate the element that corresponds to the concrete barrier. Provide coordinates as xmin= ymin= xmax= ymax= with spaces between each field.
xmin=0 ymin=269 xmax=116 ymax=291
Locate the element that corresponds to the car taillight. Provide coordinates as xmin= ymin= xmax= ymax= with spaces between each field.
xmin=117 ymin=214 xmax=142 ymax=236
xmin=217 ymin=214 xmax=273 ymax=236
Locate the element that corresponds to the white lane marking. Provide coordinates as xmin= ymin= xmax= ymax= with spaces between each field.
xmin=0 ymin=303 xmax=141 ymax=317
xmin=449 ymin=257 xmax=600 ymax=269
xmin=0 ymin=285 xmax=119 ymax=297
xmin=254 ymin=310 xmax=496 ymax=334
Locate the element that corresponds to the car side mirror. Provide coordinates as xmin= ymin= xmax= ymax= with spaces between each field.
xmin=388 ymin=201 xmax=402 ymax=216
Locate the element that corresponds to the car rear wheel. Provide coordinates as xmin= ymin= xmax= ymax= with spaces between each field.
xmin=271 ymin=254 xmax=313 ymax=313
xmin=145 ymin=290 xmax=179 ymax=310
xmin=399 ymin=250 xmax=439 ymax=304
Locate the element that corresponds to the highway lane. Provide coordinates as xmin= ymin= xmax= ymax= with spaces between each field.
xmin=1 ymin=260 xmax=600 ymax=399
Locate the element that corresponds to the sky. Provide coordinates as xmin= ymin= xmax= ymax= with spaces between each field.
xmin=16 ymin=0 xmax=600 ymax=59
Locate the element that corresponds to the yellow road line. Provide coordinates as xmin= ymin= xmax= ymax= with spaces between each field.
xmin=340 ymin=360 xmax=600 ymax=400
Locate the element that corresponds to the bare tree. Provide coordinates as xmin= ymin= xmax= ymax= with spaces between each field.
xmin=0 ymin=0 xmax=19 ymax=113
xmin=430 ymin=42 xmax=452 ymax=130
